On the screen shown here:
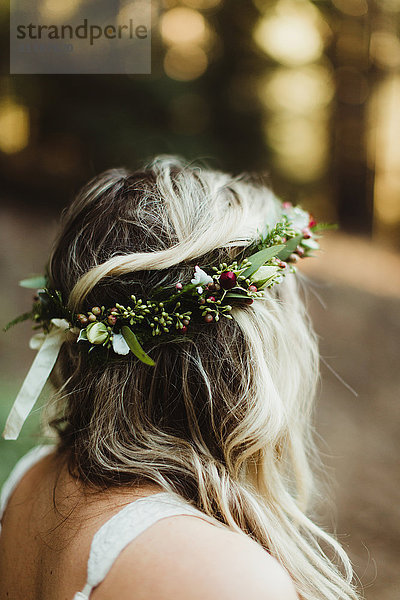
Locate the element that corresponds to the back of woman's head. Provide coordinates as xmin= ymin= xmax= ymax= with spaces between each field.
xmin=48 ymin=155 xmax=359 ymax=600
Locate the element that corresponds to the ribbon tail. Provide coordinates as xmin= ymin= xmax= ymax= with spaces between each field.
xmin=2 ymin=331 xmax=64 ymax=440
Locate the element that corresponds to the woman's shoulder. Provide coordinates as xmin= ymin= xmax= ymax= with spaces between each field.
xmin=93 ymin=511 xmax=299 ymax=600
xmin=0 ymin=444 xmax=56 ymax=518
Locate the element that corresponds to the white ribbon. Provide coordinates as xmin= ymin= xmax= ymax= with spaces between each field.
xmin=2 ymin=319 xmax=74 ymax=440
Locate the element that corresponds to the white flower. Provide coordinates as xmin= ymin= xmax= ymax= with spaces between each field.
xmin=283 ymin=206 xmax=309 ymax=231
xmin=112 ymin=332 xmax=130 ymax=355
xmin=190 ymin=265 xmax=213 ymax=294
xmin=86 ymin=322 xmax=109 ymax=345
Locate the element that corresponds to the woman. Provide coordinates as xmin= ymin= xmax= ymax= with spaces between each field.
xmin=0 ymin=156 xmax=360 ymax=600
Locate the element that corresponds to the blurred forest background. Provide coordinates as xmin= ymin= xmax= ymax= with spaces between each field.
xmin=0 ymin=1 xmax=399 ymax=598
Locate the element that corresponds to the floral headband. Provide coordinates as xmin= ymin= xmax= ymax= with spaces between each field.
xmin=2 ymin=203 xmax=326 ymax=440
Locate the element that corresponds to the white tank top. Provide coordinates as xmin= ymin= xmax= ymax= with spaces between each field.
xmin=0 ymin=445 xmax=219 ymax=599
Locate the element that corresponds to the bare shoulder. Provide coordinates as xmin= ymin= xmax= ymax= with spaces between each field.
xmin=93 ymin=514 xmax=299 ymax=600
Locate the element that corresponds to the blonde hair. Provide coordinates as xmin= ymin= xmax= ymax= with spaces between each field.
xmin=47 ymin=155 xmax=360 ymax=600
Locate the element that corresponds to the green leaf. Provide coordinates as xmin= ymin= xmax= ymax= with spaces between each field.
xmin=3 ymin=311 xmax=33 ymax=332
xmin=311 ymin=223 xmax=338 ymax=232
xmin=19 ymin=275 xmax=47 ymax=289
xmin=225 ymin=292 xmax=250 ymax=299
xmin=301 ymin=238 xmax=320 ymax=250
xmin=277 ymin=235 xmax=303 ymax=261
xmin=121 ymin=326 xmax=155 ymax=366
xmin=249 ymin=265 xmax=280 ymax=287
xmin=241 ymin=245 xmax=285 ymax=279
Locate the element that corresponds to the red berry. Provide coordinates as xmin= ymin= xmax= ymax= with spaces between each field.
xmin=219 ymin=271 xmax=237 ymax=289
xmin=181 ymin=325 xmax=188 ymax=333
xmin=108 ymin=315 xmax=117 ymax=326
xmin=204 ymin=314 xmax=214 ymax=323
xmin=182 ymin=319 xmax=190 ymax=326
xmin=110 ymin=307 xmax=118 ymax=314
xmin=302 ymin=227 xmax=312 ymax=239
xmin=276 ymin=259 xmax=286 ymax=268
xmin=296 ymin=246 xmax=305 ymax=257
xmin=248 ymin=285 xmax=258 ymax=293
xmin=78 ymin=314 xmax=88 ymax=326
xmin=88 ymin=314 xmax=97 ymax=322
xmin=208 ymin=296 xmax=216 ymax=302
xmin=92 ymin=306 xmax=101 ymax=316
xmin=175 ymin=282 xmax=183 ymax=290
xmin=199 ymin=297 xmax=206 ymax=305
xmin=308 ymin=215 xmax=317 ymax=228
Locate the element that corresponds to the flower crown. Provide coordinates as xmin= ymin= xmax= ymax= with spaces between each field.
xmin=2 ymin=203 xmax=327 ymax=440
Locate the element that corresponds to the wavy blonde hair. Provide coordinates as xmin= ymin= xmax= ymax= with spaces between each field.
xmin=47 ymin=155 xmax=360 ymax=600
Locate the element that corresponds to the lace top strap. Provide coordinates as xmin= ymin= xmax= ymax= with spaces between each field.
xmin=0 ymin=444 xmax=55 ymax=531
xmin=73 ymin=492 xmax=219 ymax=599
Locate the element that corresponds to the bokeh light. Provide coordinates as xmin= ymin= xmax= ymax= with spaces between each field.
xmin=0 ymin=99 xmax=30 ymax=155
xmin=160 ymin=7 xmax=208 ymax=46
xmin=40 ymin=0 xmax=82 ymax=20
xmin=370 ymin=31 xmax=400 ymax=70
xmin=118 ymin=0 xmax=155 ymax=29
xmin=265 ymin=114 xmax=329 ymax=182
xmin=160 ymin=6 xmax=215 ymax=82
xmin=259 ymin=65 xmax=334 ymax=114
xmin=253 ymin=0 xmax=325 ymax=66
xmin=164 ymin=43 xmax=208 ymax=81
xmin=254 ymin=1 xmax=333 ymax=186
xmin=369 ymin=76 xmax=400 ymax=227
